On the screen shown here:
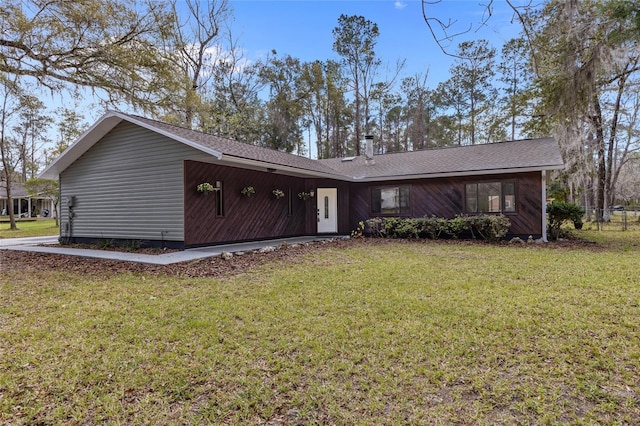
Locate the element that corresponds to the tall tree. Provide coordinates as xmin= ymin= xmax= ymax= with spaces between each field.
xmin=448 ymin=40 xmax=497 ymax=145
xmin=165 ymin=0 xmax=231 ymax=128
xmin=259 ymin=52 xmax=305 ymax=153
xmin=0 ymin=74 xmax=21 ymax=230
xmin=299 ymin=60 xmax=351 ymax=159
xmin=47 ymin=108 xmax=87 ymax=164
xmin=435 ymin=78 xmax=467 ymax=146
xmin=203 ymin=32 xmax=266 ymax=143
xmin=528 ymin=0 xmax=640 ymax=219
xmin=498 ymin=38 xmax=533 ymax=141
xmin=12 ymin=95 xmax=51 ymax=181
xmin=333 ymin=14 xmax=380 ymax=156
xmin=0 ymin=0 xmax=178 ymax=110
xmin=400 ymin=73 xmax=442 ymax=149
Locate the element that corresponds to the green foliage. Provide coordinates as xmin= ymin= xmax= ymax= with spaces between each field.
xmin=350 ymin=221 xmax=365 ymax=238
xmin=546 ymin=201 xmax=585 ymax=240
xmin=97 ymin=239 xmax=114 ymax=249
xmin=1 ymin=0 xmax=178 ymax=110
xmin=364 ymin=215 xmax=511 ymax=241
xmin=124 ymin=239 xmax=142 ymax=252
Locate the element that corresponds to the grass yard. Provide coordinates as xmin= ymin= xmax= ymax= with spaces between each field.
xmin=1 ymin=235 xmax=639 ymax=424
xmin=0 ymin=219 xmax=58 ymax=238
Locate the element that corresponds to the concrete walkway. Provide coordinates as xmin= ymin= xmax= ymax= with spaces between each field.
xmin=0 ymin=235 xmax=343 ymax=265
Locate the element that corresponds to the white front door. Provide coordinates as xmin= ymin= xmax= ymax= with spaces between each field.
xmin=316 ymin=188 xmax=338 ymax=233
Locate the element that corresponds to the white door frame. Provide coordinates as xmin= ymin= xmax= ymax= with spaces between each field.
xmin=316 ymin=188 xmax=338 ymax=233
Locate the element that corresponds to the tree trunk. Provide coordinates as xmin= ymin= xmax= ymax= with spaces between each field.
xmin=605 ymin=73 xmax=626 ymax=208
xmin=591 ymin=94 xmax=607 ymax=222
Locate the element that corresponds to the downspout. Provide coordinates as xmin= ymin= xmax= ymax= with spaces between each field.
xmin=541 ymin=170 xmax=548 ymax=242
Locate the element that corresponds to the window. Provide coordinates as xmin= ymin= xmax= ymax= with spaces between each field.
xmin=465 ymin=181 xmax=516 ymax=213
xmin=371 ymin=186 xmax=411 ymax=215
xmin=215 ymin=181 xmax=224 ymax=216
xmin=324 ymin=196 xmax=329 ymax=219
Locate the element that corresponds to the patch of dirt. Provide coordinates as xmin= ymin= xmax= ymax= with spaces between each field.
xmin=1 ymin=237 xmax=612 ymax=280
xmin=1 ymin=238 xmax=365 ymax=279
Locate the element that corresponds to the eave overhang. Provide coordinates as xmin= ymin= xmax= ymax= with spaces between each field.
xmin=348 ymin=164 xmax=565 ymax=182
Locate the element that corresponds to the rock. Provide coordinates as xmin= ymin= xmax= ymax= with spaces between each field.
xmin=259 ymin=246 xmax=275 ymax=253
xmin=221 ymin=251 xmax=233 ymax=260
xmin=510 ymin=237 xmax=524 ymax=244
xmin=527 ymin=235 xmax=534 ymax=243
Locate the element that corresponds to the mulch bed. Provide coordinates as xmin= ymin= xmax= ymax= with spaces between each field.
xmin=1 ymin=238 xmax=362 ymax=279
xmin=0 ymin=237 xmax=609 ymax=279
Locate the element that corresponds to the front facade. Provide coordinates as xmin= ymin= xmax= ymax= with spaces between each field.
xmin=41 ymin=112 xmax=564 ymax=248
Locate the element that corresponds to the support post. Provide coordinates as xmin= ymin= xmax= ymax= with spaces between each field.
xmin=541 ymin=170 xmax=548 ymax=242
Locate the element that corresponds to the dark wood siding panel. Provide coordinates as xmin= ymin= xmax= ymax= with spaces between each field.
xmin=508 ymin=172 xmax=542 ymax=236
xmin=184 ymin=161 xmax=310 ymax=246
xmin=348 ymin=172 xmax=543 ymax=237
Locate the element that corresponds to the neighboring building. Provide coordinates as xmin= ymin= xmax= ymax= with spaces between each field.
xmin=40 ymin=111 xmax=564 ymax=248
xmin=0 ymin=180 xmax=55 ymax=218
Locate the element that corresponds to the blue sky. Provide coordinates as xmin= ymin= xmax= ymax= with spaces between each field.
xmin=228 ymin=0 xmax=525 ymax=88
xmin=41 ymin=0 xmax=525 ymax=154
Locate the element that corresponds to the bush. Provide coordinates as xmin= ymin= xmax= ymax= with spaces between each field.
xmin=466 ymin=215 xmax=512 ymax=241
xmin=362 ymin=215 xmax=511 ymax=241
xmin=546 ymin=202 xmax=585 ymax=241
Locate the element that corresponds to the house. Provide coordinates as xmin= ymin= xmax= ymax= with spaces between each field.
xmin=40 ymin=111 xmax=564 ymax=248
xmin=1 ymin=180 xmax=55 ymax=218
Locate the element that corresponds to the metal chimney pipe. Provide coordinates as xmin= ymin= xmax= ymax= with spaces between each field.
xmin=365 ymin=135 xmax=374 ymax=165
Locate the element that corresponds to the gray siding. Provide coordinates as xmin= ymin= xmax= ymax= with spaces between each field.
xmin=60 ymin=122 xmax=201 ymax=242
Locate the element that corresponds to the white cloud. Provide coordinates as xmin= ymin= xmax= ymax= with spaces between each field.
xmin=394 ymin=1 xmax=407 ymax=10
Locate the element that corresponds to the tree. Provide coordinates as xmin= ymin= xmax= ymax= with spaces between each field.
xmin=258 ymin=52 xmax=306 ymax=153
xmin=23 ymin=178 xmax=59 ymax=226
xmin=528 ymin=0 xmax=640 ymax=220
xmin=435 ymin=78 xmax=466 ymax=145
xmin=333 ymin=15 xmax=380 ymax=156
xmin=369 ymin=85 xmax=402 ymax=153
xmin=46 ymin=109 xmax=88 ymax=164
xmin=164 ymin=0 xmax=231 ymax=128
xmin=399 ymin=73 xmax=449 ymax=149
xmin=299 ymin=60 xmax=351 ymax=159
xmin=200 ymin=31 xmax=267 ymax=143
xmin=447 ymin=40 xmax=498 ymax=145
xmin=1 ymin=0 xmax=178 ymax=110
xmin=0 ymin=74 xmax=21 ymax=230
xmin=12 ymin=95 xmax=51 ymax=181
xmin=498 ymin=38 xmax=533 ymax=141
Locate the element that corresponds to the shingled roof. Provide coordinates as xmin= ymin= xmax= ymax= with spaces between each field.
xmin=130 ymin=115 xmax=344 ymax=177
xmin=41 ymin=111 xmax=564 ymax=181
xmin=319 ymin=138 xmax=564 ymax=181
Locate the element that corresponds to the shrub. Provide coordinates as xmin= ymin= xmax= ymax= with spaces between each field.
xmin=364 ymin=217 xmax=386 ymax=237
xmin=547 ymin=202 xmax=585 ymax=241
xmin=466 ymin=215 xmax=512 ymax=241
xmin=363 ymin=215 xmax=511 ymax=241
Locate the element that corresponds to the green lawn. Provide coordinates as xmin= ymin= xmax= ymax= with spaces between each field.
xmin=0 ymin=219 xmax=58 ymax=238
xmin=2 ymin=235 xmax=639 ymax=424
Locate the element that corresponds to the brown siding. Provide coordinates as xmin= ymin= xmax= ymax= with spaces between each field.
xmin=348 ymin=172 xmax=543 ymax=237
xmin=184 ymin=161 xmax=348 ymax=246
xmin=185 ymin=161 xmax=309 ymax=246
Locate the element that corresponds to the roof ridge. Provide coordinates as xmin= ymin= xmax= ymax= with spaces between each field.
xmin=317 ymin=137 xmax=554 ymax=161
